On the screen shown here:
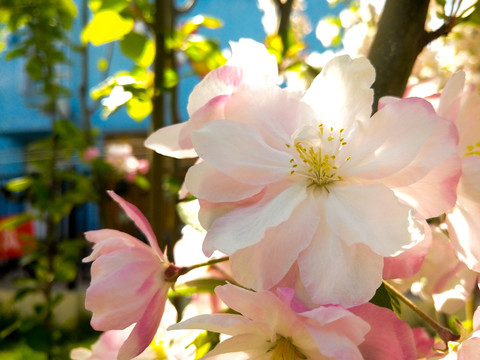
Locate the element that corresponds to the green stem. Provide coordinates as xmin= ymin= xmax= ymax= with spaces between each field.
xmin=166 ymin=257 xmax=230 ymax=282
xmin=184 ymin=257 xmax=230 ymax=273
xmin=465 ymin=294 xmax=475 ymax=333
xmin=383 ymin=281 xmax=460 ymax=345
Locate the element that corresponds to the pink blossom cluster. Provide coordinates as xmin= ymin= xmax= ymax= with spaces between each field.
xmin=75 ymin=39 xmax=480 ymax=359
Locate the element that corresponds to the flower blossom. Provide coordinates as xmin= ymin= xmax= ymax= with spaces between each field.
xmin=84 ymin=191 xmax=171 ymax=360
xmin=389 ymin=225 xmax=477 ymax=315
xmin=183 ymin=52 xmax=459 ymax=306
xmin=144 ymin=38 xmax=278 ymax=159
xmin=435 ymin=72 xmax=480 ymax=273
xmin=169 ymin=283 xmax=371 ymax=359
xmin=71 ymin=301 xmax=199 ymax=360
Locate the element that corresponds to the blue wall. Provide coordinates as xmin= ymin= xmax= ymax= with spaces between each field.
xmin=0 ymin=0 xmax=333 ymax=216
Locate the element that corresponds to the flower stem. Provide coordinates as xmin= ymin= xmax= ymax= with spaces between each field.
xmin=165 ymin=257 xmax=230 ymax=282
xmin=184 ymin=257 xmax=230 ymax=273
xmin=383 ymin=281 xmax=460 ymax=345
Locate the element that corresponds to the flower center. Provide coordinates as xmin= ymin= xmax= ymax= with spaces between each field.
xmin=463 ymin=142 xmax=480 ymax=157
xmin=268 ymin=335 xmax=306 ymax=360
xmin=287 ymin=124 xmax=350 ymax=189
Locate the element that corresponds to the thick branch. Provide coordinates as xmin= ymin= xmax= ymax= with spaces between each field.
xmin=150 ymin=0 xmax=176 ymax=259
xmin=368 ymin=0 xmax=431 ymax=111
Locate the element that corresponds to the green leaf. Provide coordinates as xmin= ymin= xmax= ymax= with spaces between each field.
xmin=90 ymin=0 xmax=130 ymax=12
xmin=120 ymin=32 xmax=155 ymax=67
xmin=82 ymin=10 xmax=134 ymax=45
xmin=189 ymin=331 xmax=220 ymax=359
xmin=126 ymin=96 xmax=152 ymax=121
xmin=460 ymin=2 xmax=480 ymax=25
xmin=5 ymin=47 xmax=26 ymax=60
xmin=369 ymin=282 xmax=401 ymax=316
xmin=164 ymin=68 xmax=178 ymax=88
xmin=59 ymin=0 xmax=78 ymax=29
xmin=169 ymin=278 xmax=226 ymax=298
xmin=5 ymin=177 xmax=32 ymax=192
xmin=132 ymin=174 xmax=150 ymax=190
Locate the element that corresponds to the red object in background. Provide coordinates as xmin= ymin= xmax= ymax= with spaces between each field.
xmin=0 ymin=217 xmax=35 ymax=259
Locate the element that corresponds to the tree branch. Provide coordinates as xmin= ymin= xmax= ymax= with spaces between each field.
xmin=368 ymin=0 xmax=430 ymax=112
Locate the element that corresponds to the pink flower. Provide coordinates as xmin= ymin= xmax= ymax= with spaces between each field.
xmin=349 ymin=302 xmax=417 ymax=360
xmin=70 ymin=326 xmax=157 ymax=360
xmin=437 ymin=72 xmax=480 ymax=272
xmin=390 ymin=225 xmax=477 ymax=315
xmin=185 ymin=55 xmax=459 ymax=306
xmin=83 ymin=146 xmax=101 ymax=162
xmin=144 ymin=39 xmax=278 ymax=159
xmin=84 ymin=191 xmax=171 ymax=360
xmin=169 ymin=283 xmax=370 ymax=359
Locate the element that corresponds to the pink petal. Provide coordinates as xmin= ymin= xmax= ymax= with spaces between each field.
xmin=437 ymin=71 xmax=465 ymax=121
xmin=393 ymin=154 xmax=461 ymax=219
xmin=86 ymin=256 xmax=161 ymax=329
xmin=117 ymin=288 xmax=169 ymax=360
xmin=191 ymin=120 xmax=291 ymax=186
xmin=298 ymin=224 xmax=384 ymax=307
xmin=301 ymin=306 xmax=368 ymax=360
xmin=229 ymin=195 xmax=319 ymax=290
xmin=458 ymin=334 xmax=480 ymax=360
xmin=412 ymin=327 xmax=436 ymax=359
xmin=447 ymin=201 xmax=480 ymax=272
xmin=202 ymin=182 xmax=307 ymax=256
xmin=343 ymin=98 xmax=437 ymax=182
xmin=302 ymin=55 xmax=375 ymax=129
xmin=144 ymin=122 xmax=197 ymax=159
xmin=214 ymin=284 xmax=288 ymax=330
xmin=224 ymin=84 xmax=314 ymax=150
xmin=107 ymin=191 xmax=165 ymax=261
xmin=325 ymin=184 xmax=414 ymax=257
xmin=473 ymin=306 xmax=480 ymax=332
xmin=197 ymin=188 xmax=266 ymax=231
xmin=350 ymin=303 xmax=417 ymax=360
xmin=383 ymin=221 xmax=432 ymax=279
xmin=187 ymin=66 xmax=243 ymax=115
xmin=185 ymin=161 xmax=263 ymax=202
xmin=83 ymin=230 xmax=146 ymax=261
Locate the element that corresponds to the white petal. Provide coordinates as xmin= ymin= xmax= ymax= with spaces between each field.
xmin=144 ymin=123 xmax=197 ymax=159
xmin=325 ymin=184 xmax=414 ymax=256
xmin=185 ymin=161 xmax=263 ymax=202
xmin=230 ymin=195 xmax=319 ymax=290
xmin=202 ymin=182 xmax=307 ymax=256
xmin=298 ymin=225 xmax=383 ymax=307
xmin=191 ymin=120 xmax=291 ymax=186
xmin=302 ymin=55 xmax=374 ymax=129
xmin=342 ymin=99 xmax=436 ymax=181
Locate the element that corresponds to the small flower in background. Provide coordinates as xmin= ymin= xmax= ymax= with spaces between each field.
xmin=83 ymin=191 xmax=171 ymax=360
xmin=105 ymin=142 xmax=150 ymax=183
xmin=83 ymin=146 xmax=101 ymax=162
